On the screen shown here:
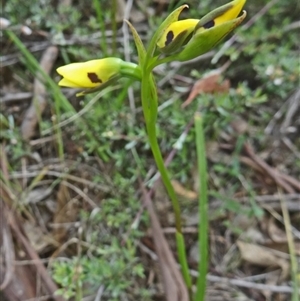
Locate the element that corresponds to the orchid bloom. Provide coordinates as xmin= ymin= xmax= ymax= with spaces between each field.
xmin=156 ymin=0 xmax=247 ymax=61
xmin=57 ymin=58 xmax=141 ymax=89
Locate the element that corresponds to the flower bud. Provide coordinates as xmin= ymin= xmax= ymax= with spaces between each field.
xmin=178 ymin=9 xmax=246 ymax=61
xmin=57 ymin=58 xmax=124 ymax=88
xmin=155 ymin=0 xmax=246 ymax=61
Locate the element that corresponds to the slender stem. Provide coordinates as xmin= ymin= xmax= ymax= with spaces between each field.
xmin=149 ymin=54 xmax=179 ymax=70
xmin=141 ymin=70 xmax=192 ymax=294
xmin=194 ymin=112 xmax=209 ymax=301
xmin=120 ymin=62 xmax=142 ymax=80
xmin=146 ymin=124 xmax=182 ymax=231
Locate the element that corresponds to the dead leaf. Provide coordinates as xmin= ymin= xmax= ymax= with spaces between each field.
xmin=171 ymin=179 xmax=197 ymax=201
xmin=52 ymin=182 xmax=77 ymax=243
xmin=262 ymin=270 xmax=282 ymax=300
xmin=4 ymin=201 xmax=65 ymax=301
xmin=182 ymin=70 xmax=230 ymax=108
xmin=237 ymin=240 xmax=290 ymax=280
xmin=23 ymin=222 xmax=49 ymax=252
xmin=267 ymin=216 xmax=288 ymax=243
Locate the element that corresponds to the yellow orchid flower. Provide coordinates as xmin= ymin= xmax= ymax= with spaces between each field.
xmin=156 ymin=0 xmax=247 ymax=61
xmin=57 ymin=58 xmax=141 ymax=89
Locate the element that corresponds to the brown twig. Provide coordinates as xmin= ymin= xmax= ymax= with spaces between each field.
xmin=139 ymin=241 xmax=298 ymax=294
xmin=204 ymin=274 xmax=298 ymax=294
xmin=0 ymin=206 xmax=15 ymax=290
xmin=280 ymin=89 xmax=300 ymax=133
xmin=139 ymin=179 xmax=189 ymax=301
xmin=243 ymin=142 xmax=296 ymax=193
xmin=6 ymin=204 xmax=65 ymax=301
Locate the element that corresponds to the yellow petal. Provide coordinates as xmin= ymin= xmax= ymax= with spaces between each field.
xmin=214 ymin=0 xmax=246 ymax=26
xmin=57 ymin=58 xmax=122 ymax=88
xmin=58 ymin=77 xmax=81 ymax=87
xmin=157 ymin=19 xmax=199 ymax=49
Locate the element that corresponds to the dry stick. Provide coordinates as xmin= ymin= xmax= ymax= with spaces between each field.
xmin=282 ymin=137 xmax=300 ymax=160
xmin=94 ymin=285 xmax=105 ymax=301
xmin=0 ymin=143 xmax=10 ymax=182
xmin=62 ymin=180 xmax=98 ymax=209
xmin=238 ymin=193 xmax=300 ymax=203
xmin=241 ymin=151 xmax=300 ymax=193
xmin=280 ymin=173 xmax=300 ymax=192
xmin=1 ymin=92 xmax=33 ymax=104
xmin=21 ymin=46 xmax=59 ymax=140
xmin=240 ymin=156 xmax=265 ymax=174
xmin=280 ymin=89 xmax=300 ymax=133
xmin=22 ymin=296 xmax=53 ymax=301
xmin=0 ymin=207 xmax=15 ymax=290
xmin=243 ymin=142 xmax=295 ymax=194
xmin=9 ymin=170 xmax=110 ymax=192
xmin=139 ymin=241 xmax=298 ymax=294
xmin=139 ymin=179 xmax=189 ymax=301
xmin=6 ymin=206 xmax=65 ymax=301
xmin=204 ymin=274 xmax=298 ymax=294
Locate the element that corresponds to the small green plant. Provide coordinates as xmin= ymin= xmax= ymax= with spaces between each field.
xmin=55 ymin=0 xmax=247 ymax=300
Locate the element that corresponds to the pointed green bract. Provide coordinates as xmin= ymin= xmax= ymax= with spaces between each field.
xmin=125 ymin=20 xmax=146 ymax=65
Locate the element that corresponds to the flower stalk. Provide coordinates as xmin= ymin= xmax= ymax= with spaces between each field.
xmin=56 ymin=1 xmax=247 ymax=299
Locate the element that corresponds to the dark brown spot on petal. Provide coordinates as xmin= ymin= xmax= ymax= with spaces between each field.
xmin=203 ymin=20 xmax=215 ymax=29
xmin=87 ymin=72 xmax=102 ymax=83
xmin=165 ymin=31 xmax=174 ymax=46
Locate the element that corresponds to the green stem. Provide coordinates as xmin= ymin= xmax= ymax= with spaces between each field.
xmin=149 ymin=54 xmax=179 ymax=70
xmin=194 ymin=112 xmax=208 ymax=301
xmin=120 ymin=61 xmax=142 ymax=80
xmin=141 ymin=71 xmax=192 ymax=294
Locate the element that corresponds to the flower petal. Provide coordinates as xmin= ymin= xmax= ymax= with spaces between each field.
xmin=58 ymin=77 xmax=82 ymax=88
xmin=57 ymin=58 xmax=123 ymax=88
xmin=214 ymin=0 xmax=246 ymax=26
xmin=151 ymin=4 xmax=189 ymax=56
xmin=156 ymin=19 xmax=199 ymax=53
xmin=196 ymin=0 xmax=246 ymax=33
